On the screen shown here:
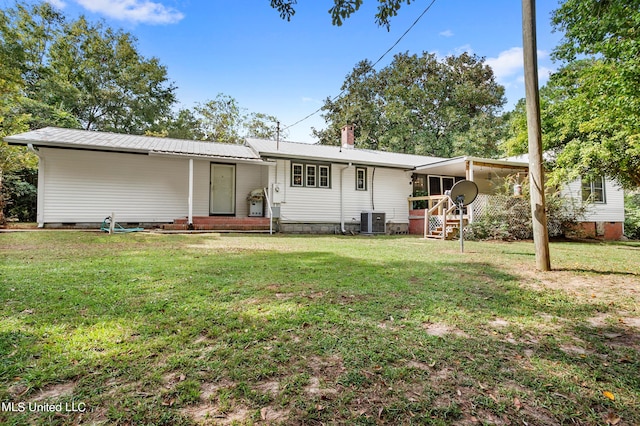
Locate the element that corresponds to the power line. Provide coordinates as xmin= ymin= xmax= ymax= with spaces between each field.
xmin=283 ymin=0 xmax=438 ymax=132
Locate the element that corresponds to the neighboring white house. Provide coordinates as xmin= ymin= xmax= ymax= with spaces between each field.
xmin=507 ymin=154 xmax=625 ymax=240
xmin=4 ymin=126 xmax=625 ymax=239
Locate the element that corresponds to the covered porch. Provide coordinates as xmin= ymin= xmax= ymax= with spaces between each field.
xmin=154 ymin=155 xmax=276 ymax=233
xmin=407 ymin=156 xmax=529 ymax=238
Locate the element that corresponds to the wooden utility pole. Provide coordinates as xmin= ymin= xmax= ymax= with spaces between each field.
xmin=522 ymin=0 xmax=551 ymax=271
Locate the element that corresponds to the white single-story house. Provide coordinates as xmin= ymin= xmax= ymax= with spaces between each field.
xmin=4 ymin=126 xmax=625 ymax=239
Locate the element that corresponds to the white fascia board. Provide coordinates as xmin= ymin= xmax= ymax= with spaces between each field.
xmin=260 ymin=154 xmax=412 ymax=169
xmin=5 ymin=138 xmax=150 ymax=155
xmin=148 ymin=151 xmax=274 ymax=165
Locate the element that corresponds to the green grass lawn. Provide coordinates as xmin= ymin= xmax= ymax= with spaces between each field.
xmin=1 ymin=232 xmax=639 ymax=425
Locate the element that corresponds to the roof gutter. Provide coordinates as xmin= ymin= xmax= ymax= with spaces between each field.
xmin=260 ymin=154 xmax=412 ymax=170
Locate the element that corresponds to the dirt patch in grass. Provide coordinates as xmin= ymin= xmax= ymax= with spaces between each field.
xmin=517 ymin=265 xmax=639 ymax=309
xmin=255 ymin=380 xmax=280 ymax=397
xmin=29 ymin=381 xmax=76 ymax=402
xmin=180 ymin=379 xmax=239 ymax=424
xmin=307 ymin=355 xmax=346 ymax=381
xmin=488 ymin=318 xmax=510 ymax=328
xmin=422 ymin=322 xmax=469 ymax=338
xmin=182 ymin=404 xmax=251 ymax=425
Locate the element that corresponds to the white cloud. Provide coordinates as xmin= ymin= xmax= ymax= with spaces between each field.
xmin=74 ymin=0 xmax=184 ymax=24
xmin=439 ymin=29 xmax=453 ymax=37
xmin=453 ymin=44 xmax=474 ymax=56
xmin=46 ymin=0 xmax=67 ymax=8
xmin=486 ymin=47 xmax=524 ymax=80
xmin=487 ymin=47 xmax=554 ymax=82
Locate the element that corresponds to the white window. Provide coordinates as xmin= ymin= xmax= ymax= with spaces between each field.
xmin=356 ymin=167 xmax=367 ymax=191
xmin=291 ymin=162 xmax=330 ymax=188
xmin=319 ymin=165 xmax=330 ymax=188
xmin=306 ymin=165 xmax=317 ymax=187
xmin=582 ymin=176 xmax=606 ymax=203
xmin=292 ymin=163 xmax=303 ymax=187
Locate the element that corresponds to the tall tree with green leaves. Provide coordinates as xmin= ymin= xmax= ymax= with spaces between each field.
xmin=194 ymin=94 xmax=244 ymax=144
xmin=0 ymin=1 xmax=176 ymax=135
xmin=48 ymin=16 xmax=176 ymax=134
xmin=314 ymin=52 xmax=506 ymax=157
xmin=0 ymin=1 xmax=77 ymax=133
xmin=190 ymin=94 xmax=286 ymax=143
xmin=244 ymin=112 xmax=285 ymax=140
xmin=505 ymin=0 xmax=640 ymax=188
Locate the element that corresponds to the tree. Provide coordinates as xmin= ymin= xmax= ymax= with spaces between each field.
xmin=244 ymin=112 xmax=285 ymax=140
xmin=0 ymin=1 xmax=177 ymax=222
xmin=188 ymin=94 xmax=287 ymax=143
xmin=270 ymin=0 xmax=413 ymax=29
xmin=47 ymin=16 xmax=176 ymax=134
xmin=504 ymin=0 xmax=640 ymax=189
xmin=147 ymin=108 xmax=206 ymax=140
xmin=0 ymin=1 xmax=76 ymax=133
xmin=0 ymin=1 xmax=176 ymax=135
xmin=313 ymin=52 xmax=506 ymax=157
xmin=194 ymin=94 xmax=244 ymax=143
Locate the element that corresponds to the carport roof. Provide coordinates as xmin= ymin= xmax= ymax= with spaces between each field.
xmin=413 ymin=156 xmax=529 ymax=176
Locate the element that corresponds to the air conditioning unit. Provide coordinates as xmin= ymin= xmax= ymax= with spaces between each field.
xmin=361 ymin=211 xmax=386 ymax=234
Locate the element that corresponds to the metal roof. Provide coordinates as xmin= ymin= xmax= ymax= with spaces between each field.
xmin=4 ymin=127 xmax=261 ymax=160
xmin=245 ymin=138 xmax=444 ymax=169
xmin=4 ymin=128 xmax=529 ymax=171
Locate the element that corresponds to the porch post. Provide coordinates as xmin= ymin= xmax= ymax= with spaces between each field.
xmin=188 ymin=158 xmax=194 ymax=226
xmin=468 ymin=161 xmax=474 ymax=223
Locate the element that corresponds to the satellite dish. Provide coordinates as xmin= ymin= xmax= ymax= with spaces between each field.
xmin=448 ymin=180 xmax=478 ymax=253
xmin=449 ymin=180 xmax=478 ymax=207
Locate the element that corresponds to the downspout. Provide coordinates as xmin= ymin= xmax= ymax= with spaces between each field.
xmin=340 ymin=163 xmax=352 ymax=234
xmin=188 ymin=158 xmax=194 ymax=228
xmin=27 ymin=144 xmax=44 ymax=228
xmin=370 ymin=167 xmax=376 ymax=211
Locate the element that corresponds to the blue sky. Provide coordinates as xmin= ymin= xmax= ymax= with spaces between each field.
xmin=37 ymin=0 xmax=563 ymax=142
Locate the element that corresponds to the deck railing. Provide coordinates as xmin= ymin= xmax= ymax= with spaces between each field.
xmin=407 ymin=195 xmax=467 ymax=239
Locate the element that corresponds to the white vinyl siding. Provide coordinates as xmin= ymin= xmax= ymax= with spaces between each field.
xmin=234 ymin=163 xmax=267 ymax=217
xmin=272 ymin=160 xmax=411 ymax=224
xmin=37 ymin=148 xmax=268 ymax=223
xmin=40 ymin=148 xmax=192 ymax=223
xmin=562 ymin=177 xmax=624 ymax=222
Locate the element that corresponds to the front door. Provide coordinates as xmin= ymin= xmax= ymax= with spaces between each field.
xmin=210 ymin=164 xmax=235 ymax=215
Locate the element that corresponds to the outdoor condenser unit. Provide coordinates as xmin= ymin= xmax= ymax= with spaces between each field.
xmin=360 ymin=211 xmax=386 ymax=234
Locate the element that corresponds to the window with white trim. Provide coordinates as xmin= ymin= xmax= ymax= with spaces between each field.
xmin=290 ymin=162 xmax=331 ymax=188
xmin=306 ymin=165 xmax=317 ymax=187
xmin=319 ymin=165 xmax=330 ymax=188
xmin=292 ymin=163 xmax=303 ymax=187
xmin=582 ymin=176 xmax=606 ymax=203
xmin=356 ymin=167 xmax=367 ymax=191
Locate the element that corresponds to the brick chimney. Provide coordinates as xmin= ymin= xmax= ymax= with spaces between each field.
xmin=341 ymin=125 xmax=355 ymax=149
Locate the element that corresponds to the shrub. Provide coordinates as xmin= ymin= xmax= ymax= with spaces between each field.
xmin=625 ymin=191 xmax=640 ymax=240
xmin=466 ymin=175 xmax=587 ymax=241
xmin=1 ymin=168 xmax=38 ymax=222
